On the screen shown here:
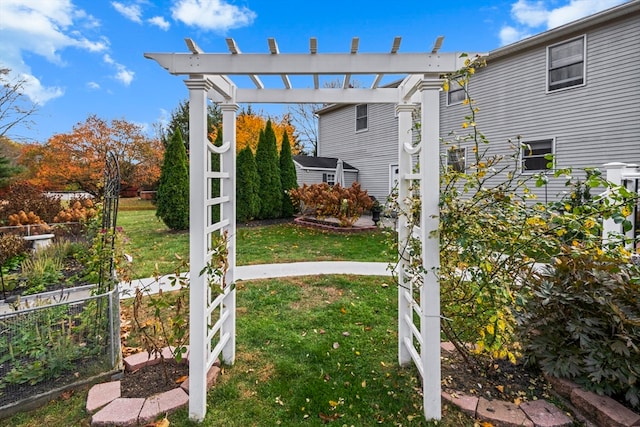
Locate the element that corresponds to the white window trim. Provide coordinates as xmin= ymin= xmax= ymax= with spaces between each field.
xmin=446 ymin=77 xmax=467 ymax=106
xmin=389 ymin=164 xmax=399 ymax=195
xmin=355 ymin=104 xmax=368 ymax=132
xmin=323 ymin=172 xmax=336 ymax=186
xmin=520 ymin=137 xmax=556 ymax=174
xmin=446 ymin=147 xmax=466 ymax=172
xmin=546 ymin=35 xmax=587 ymax=93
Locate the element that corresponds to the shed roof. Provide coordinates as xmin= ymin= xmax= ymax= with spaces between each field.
xmin=293 ymin=156 xmax=358 ymax=171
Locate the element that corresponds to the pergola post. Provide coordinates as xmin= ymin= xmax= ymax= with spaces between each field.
xmin=396 ymin=102 xmax=415 ymax=366
xmin=418 ymin=77 xmax=442 ymax=420
xmin=220 ymin=103 xmax=239 ymax=364
xmin=185 ymin=76 xmax=213 ymax=422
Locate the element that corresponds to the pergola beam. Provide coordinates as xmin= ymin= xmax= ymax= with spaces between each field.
xmin=144 ymin=51 xmax=469 ymax=75
xmin=234 ymin=87 xmax=401 ymax=104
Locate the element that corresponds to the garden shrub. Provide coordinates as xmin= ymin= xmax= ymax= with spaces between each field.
xmin=256 ymin=121 xmax=283 ymax=219
xmin=156 ymin=129 xmax=189 ymax=230
xmin=290 ymin=182 xmax=373 ymax=227
xmin=236 ymin=146 xmax=260 ymax=222
xmin=516 ymin=248 xmax=640 ymax=409
xmin=390 ymin=55 xmax=639 ymax=383
xmin=53 ymin=198 xmax=98 ymax=223
xmin=0 ymin=181 xmax=62 ymax=225
xmin=279 ymin=130 xmax=298 ymax=218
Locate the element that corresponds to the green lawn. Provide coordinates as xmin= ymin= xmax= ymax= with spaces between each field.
xmin=4 ymin=200 xmax=474 ymax=426
xmin=117 ymin=200 xmax=393 ymax=278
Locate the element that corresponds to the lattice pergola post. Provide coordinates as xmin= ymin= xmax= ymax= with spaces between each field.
xmin=418 ymin=78 xmax=443 ymax=417
xmin=185 ymin=77 xmax=212 ymax=420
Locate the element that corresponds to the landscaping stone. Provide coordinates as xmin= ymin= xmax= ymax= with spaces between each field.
xmin=91 ymin=398 xmax=145 ymax=426
xmin=544 ymin=375 xmax=579 ymax=399
xmin=440 ymin=342 xmax=455 ymax=353
xmin=123 ymin=350 xmax=164 ymax=371
xmin=180 ymin=363 xmax=221 ymax=394
xmin=571 ymin=388 xmax=640 ymax=427
xmin=520 ymin=399 xmax=574 ymax=427
xmin=477 ymin=397 xmax=534 ymax=427
xmin=138 ymin=388 xmax=189 ymax=425
xmin=441 ymin=391 xmax=478 ymax=417
xmin=86 ymin=380 xmax=121 ymax=413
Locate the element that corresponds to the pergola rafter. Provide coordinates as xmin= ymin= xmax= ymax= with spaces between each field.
xmin=145 ymin=37 xmax=476 ymax=423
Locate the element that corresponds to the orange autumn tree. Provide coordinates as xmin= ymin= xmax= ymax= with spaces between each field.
xmin=23 ymin=115 xmax=164 ymax=196
xmin=231 ymin=110 xmax=300 ymax=155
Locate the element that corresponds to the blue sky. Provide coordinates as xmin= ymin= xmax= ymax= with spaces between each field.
xmin=0 ymin=0 xmax=629 ymax=143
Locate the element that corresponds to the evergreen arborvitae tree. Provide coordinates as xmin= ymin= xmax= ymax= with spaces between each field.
xmin=0 ymin=155 xmax=20 ymax=189
xmin=279 ymin=130 xmax=298 ymax=218
xmin=236 ymin=146 xmax=260 ymax=222
xmin=156 ymin=129 xmax=189 ymax=230
xmin=255 ymin=120 xmax=283 ymax=219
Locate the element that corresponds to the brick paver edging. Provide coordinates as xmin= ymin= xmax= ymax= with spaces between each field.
xmin=86 ymin=346 xmax=220 ymax=426
xmin=440 ymin=343 xmax=640 ymax=427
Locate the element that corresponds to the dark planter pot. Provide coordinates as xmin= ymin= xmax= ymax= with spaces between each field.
xmin=372 ymin=209 xmax=381 ymax=225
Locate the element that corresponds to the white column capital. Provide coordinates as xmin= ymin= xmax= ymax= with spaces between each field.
xmin=220 ymin=103 xmax=239 ymax=112
xmin=184 ymin=77 xmax=213 ymax=92
xmin=417 ymin=77 xmax=443 ymax=92
xmin=395 ymin=103 xmax=416 ymax=115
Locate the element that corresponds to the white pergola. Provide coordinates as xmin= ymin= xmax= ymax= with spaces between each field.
xmin=145 ymin=37 xmax=471 ymax=422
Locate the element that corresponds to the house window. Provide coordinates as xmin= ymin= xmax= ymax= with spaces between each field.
xmin=323 ymin=173 xmax=335 ymax=186
xmin=447 ymin=147 xmax=466 ymax=172
xmin=521 ymin=139 xmax=554 ymax=172
xmin=355 ymin=104 xmax=368 ymax=131
xmin=447 ymin=78 xmax=466 ymax=106
xmin=548 ymin=36 xmax=585 ymax=91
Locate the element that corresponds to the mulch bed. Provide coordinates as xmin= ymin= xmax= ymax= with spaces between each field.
xmin=440 ymin=347 xmax=552 ymax=403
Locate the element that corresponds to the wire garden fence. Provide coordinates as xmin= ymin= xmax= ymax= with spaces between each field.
xmin=0 ymin=286 xmax=120 ymax=412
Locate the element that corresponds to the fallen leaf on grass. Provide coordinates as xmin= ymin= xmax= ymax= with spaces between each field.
xmin=332 ymin=342 xmax=340 ymax=349
xmin=144 ymin=417 xmax=170 ymax=427
xmin=60 ymin=390 xmax=74 ymax=400
xmin=495 ymin=385 xmax=504 ymax=393
xmin=319 ymin=412 xmax=341 ymax=422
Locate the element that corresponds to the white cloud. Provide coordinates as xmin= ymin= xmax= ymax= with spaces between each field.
xmin=87 ymin=81 xmax=100 ymax=90
xmin=511 ymin=0 xmax=549 ymax=27
xmin=171 ymin=0 xmax=256 ymax=32
xmin=499 ymin=26 xmax=532 ymax=46
xmin=499 ymin=0 xmax=628 ymax=45
xmin=0 ymin=0 xmax=107 ymax=105
xmin=20 ymin=73 xmax=65 ymax=105
xmin=148 ymin=16 xmax=170 ymax=30
xmin=103 ymin=54 xmax=135 ymax=86
xmin=111 ymin=1 xmax=142 ymax=23
xmin=545 ymin=0 xmax=626 ymax=28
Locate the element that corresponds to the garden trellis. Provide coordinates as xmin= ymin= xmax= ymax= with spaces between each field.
xmin=145 ymin=37 xmax=477 ymax=422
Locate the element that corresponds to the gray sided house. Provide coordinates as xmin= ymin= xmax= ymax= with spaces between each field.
xmin=316 ymin=0 xmax=640 ymax=204
xmin=293 ymin=155 xmax=359 ymax=188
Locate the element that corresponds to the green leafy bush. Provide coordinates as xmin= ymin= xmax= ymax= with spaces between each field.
xmin=517 ymin=249 xmax=640 ymax=409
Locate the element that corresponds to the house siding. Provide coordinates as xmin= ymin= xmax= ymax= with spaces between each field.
xmin=440 ymin=11 xmax=640 ymax=202
xmin=318 ymin=103 xmax=398 ymax=201
xmin=317 ymin=3 xmax=640 ymax=204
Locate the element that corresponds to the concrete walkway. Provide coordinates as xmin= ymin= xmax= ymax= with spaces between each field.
xmin=118 ymin=261 xmax=392 ymax=298
xmin=0 ymin=262 xmax=393 ymax=313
